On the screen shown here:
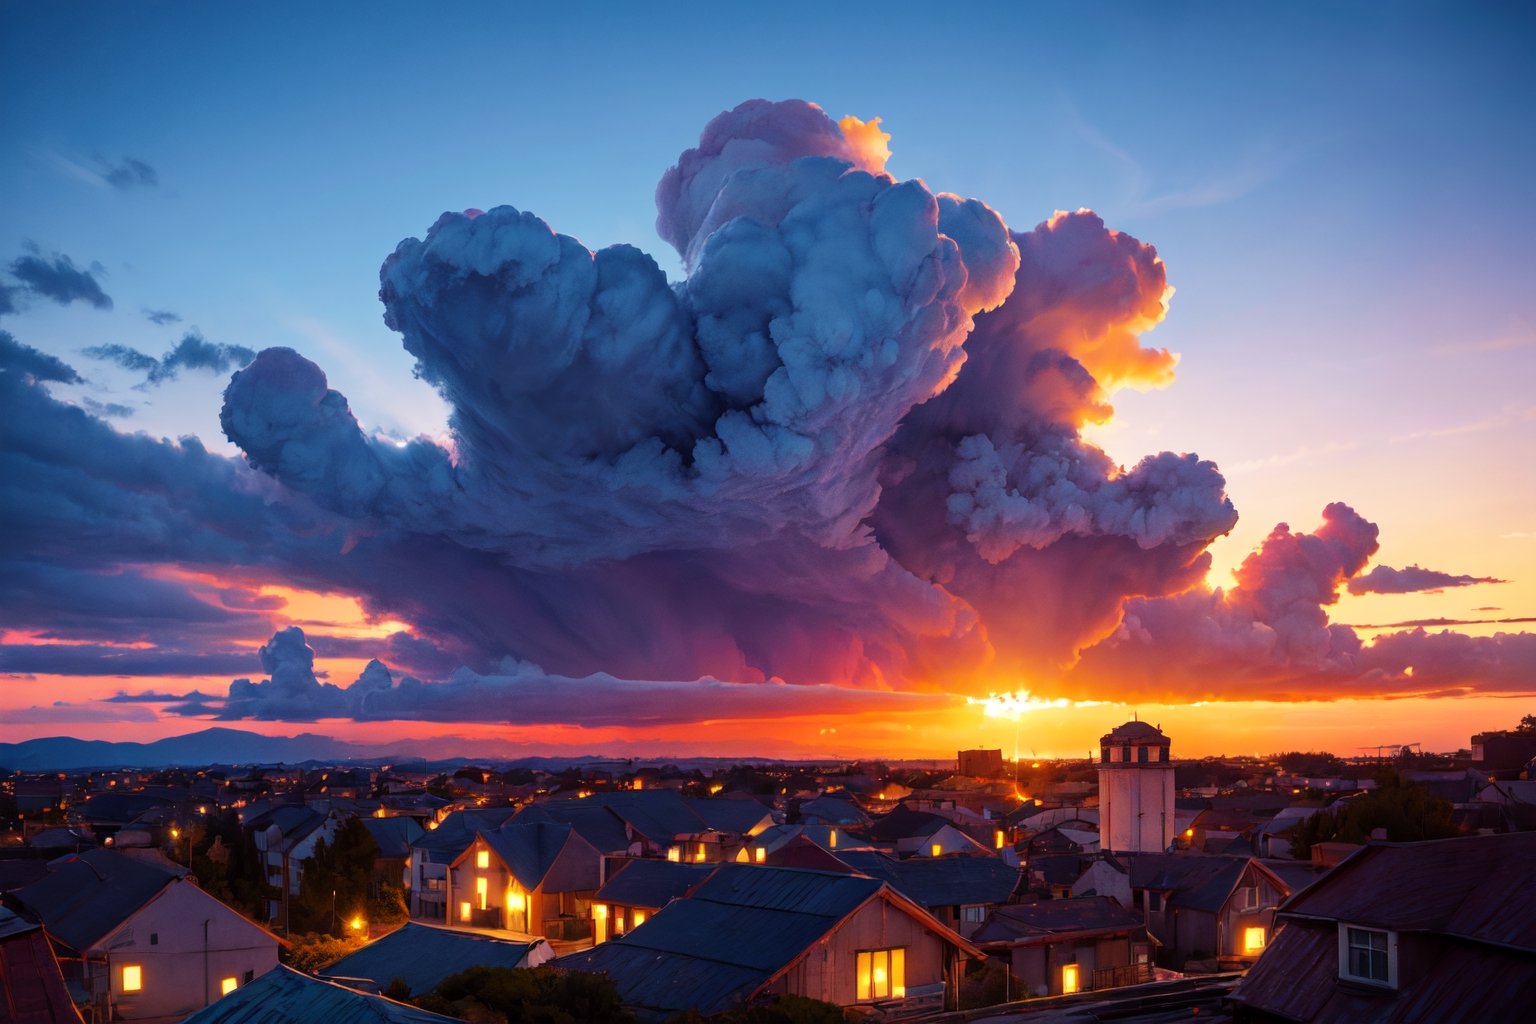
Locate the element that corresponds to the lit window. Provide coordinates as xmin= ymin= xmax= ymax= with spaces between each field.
xmin=1340 ymin=925 xmax=1395 ymax=986
xmin=995 ymin=829 xmax=1006 ymax=849
xmin=1061 ymin=963 xmax=1080 ymax=994
xmin=121 ymin=964 xmax=142 ymax=992
xmin=459 ymin=900 xmax=472 ymax=921
xmin=666 ymin=846 xmax=681 ymax=862
xmin=475 ymin=876 xmax=488 ymax=910
xmin=828 ymin=831 xmax=837 ymax=848
xmin=930 ymin=843 xmax=942 ymax=857
xmin=476 ymin=849 xmax=489 ymax=869
xmin=632 ymin=909 xmax=647 ymax=927
xmin=695 ymin=842 xmax=707 ymax=863
xmin=754 ymin=847 xmax=766 ymax=863
xmin=855 ymin=948 xmax=905 ymax=1001
xmin=1243 ymin=926 xmax=1266 ymax=954
xmin=221 ymin=977 xmax=238 ymax=996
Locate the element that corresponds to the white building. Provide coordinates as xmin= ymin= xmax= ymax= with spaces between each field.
xmin=1097 ymin=720 xmax=1175 ymax=854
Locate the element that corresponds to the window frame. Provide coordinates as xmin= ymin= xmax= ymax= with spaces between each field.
xmin=1337 ymin=923 xmax=1397 ymax=988
xmin=855 ymin=947 xmax=906 ymax=1001
xmin=120 ymin=963 xmax=143 ymax=993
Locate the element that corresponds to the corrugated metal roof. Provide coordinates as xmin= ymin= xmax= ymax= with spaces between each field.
xmin=1281 ymin=832 xmax=1536 ymax=949
xmin=595 ymin=859 xmax=712 ymax=908
xmin=683 ymin=796 xmax=772 ymax=835
xmin=687 ymin=863 xmax=882 ymax=916
xmin=179 ymin=965 xmax=461 ymax=1024
xmin=561 ymin=942 xmax=767 ymax=1018
xmin=13 ymin=849 xmax=176 ymax=952
xmin=1128 ymin=853 xmax=1248 ymax=913
xmin=318 ymin=922 xmax=544 ymax=996
xmin=0 ymin=908 xmax=84 ymax=1024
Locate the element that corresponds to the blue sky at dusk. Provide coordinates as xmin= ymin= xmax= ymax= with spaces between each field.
xmin=3 ymin=1 xmax=1533 ymax=758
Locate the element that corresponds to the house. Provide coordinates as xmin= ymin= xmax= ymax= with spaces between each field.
xmin=1229 ymin=832 xmax=1536 ymax=1022
xmin=833 ymin=849 xmax=1021 ymax=938
xmin=358 ymin=815 xmax=424 ymax=898
xmin=510 ymin=790 xmax=757 ymax=862
xmin=867 ymin=804 xmax=991 ymax=858
xmin=972 ymin=896 xmax=1153 ymax=998
xmin=559 ymin=864 xmax=982 ymax=1021
xmin=592 ymin=859 xmax=714 ymax=939
xmin=11 ymin=849 xmax=279 ymax=1023
xmin=318 ymin=921 xmax=552 ymax=997
xmin=0 ymin=905 xmax=83 ymax=1023
xmin=447 ymin=822 xmax=602 ymax=943
xmin=407 ymin=807 xmax=518 ymax=920
xmin=178 ymin=965 xmax=459 ymax=1024
xmin=245 ymin=803 xmax=342 ymax=931
xmin=1129 ymin=854 xmax=1295 ymax=968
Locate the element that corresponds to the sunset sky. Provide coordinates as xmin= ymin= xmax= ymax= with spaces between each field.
xmin=3 ymin=2 xmax=1533 ymax=761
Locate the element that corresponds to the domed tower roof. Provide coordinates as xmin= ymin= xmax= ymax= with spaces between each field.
xmin=1100 ymin=720 xmax=1169 ymax=746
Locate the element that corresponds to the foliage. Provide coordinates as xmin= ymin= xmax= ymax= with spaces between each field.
xmin=369 ymin=882 xmax=410 ymax=926
xmin=958 ymin=960 xmax=1010 ymax=1010
xmin=1286 ymin=772 xmax=1458 ymax=858
xmin=414 ymin=966 xmax=633 ymax=1024
xmin=191 ymin=809 xmax=267 ymax=920
xmin=1276 ymin=751 xmax=1348 ymax=776
xmin=1519 ymin=713 xmax=1536 ymax=732
xmin=662 ymin=994 xmax=846 ymax=1024
xmin=291 ymin=816 xmax=380 ymax=935
xmin=280 ymin=931 xmax=363 ymax=973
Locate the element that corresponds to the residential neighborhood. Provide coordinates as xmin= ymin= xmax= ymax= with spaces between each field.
xmin=3 ymin=718 xmax=1535 ymax=1022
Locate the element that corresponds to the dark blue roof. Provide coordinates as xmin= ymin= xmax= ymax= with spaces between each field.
xmin=14 ymin=850 xmax=177 ymax=951
xmin=559 ymin=865 xmax=887 ymax=1017
xmin=835 ymin=850 xmax=1020 ymax=907
xmin=180 ymin=964 xmax=460 ymax=1023
xmin=319 ymin=922 xmax=545 ymax=995
xmin=359 ymin=816 xmax=424 ymax=859
xmin=972 ymin=896 xmax=1143 ymax=943
xmin=479 ymin=822 xmax=573 ymax=891
xmin=510 ymin=801 xmax=631 ymax=854
xmin=596 ymin=859 xmax=713 ymax=908
xmin=410 ymin=808 xmax=517 ymax=858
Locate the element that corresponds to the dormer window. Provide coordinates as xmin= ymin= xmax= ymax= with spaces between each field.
xmin=1339 ymin=924 xmax=1397 ymax=987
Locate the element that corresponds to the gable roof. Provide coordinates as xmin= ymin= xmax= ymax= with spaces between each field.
xmin=13 ymin=850 xmax=178 ymax=952
xmin=595 ymin=859 xmax=713 ymax=908
xmin=508 ymin=800 xmax=631 ymax=854
xmin=1128 ymin=854 xmax=1249 ymax=913
xmin=683 ymin=796 xmax=772 ymax=835
xmin=1278 ymin=831 xmax=1536 ymax=949
xmin=973 ymin=896 xmax=1143 ymax=944
xmin=318 ymin=922 xmax=549 ymax=996
xmin=359 ymin=816 xmax=424 ymax=859
xmin=474 ymin=822 xmax=577 ymax=891
xmin=833 ymin=850 xmax=1020 ymax=908
xmin=410 ymin=808 xmax=517 ymax=858
xmin=866 ymin=804 xmax=947 ymax=842
xmin=559 ymin=864 xmax=977 ymax=1017
xmin=180 ymin=964 xmax=460 ymax=1024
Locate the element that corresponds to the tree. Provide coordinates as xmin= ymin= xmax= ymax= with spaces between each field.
xmin=1286 ymin=773 xmax=1457 ymax=859
xmin=291 ymin=816 xmax=379 ymax=936
xmin=1518 ymin=714 xmax=1536 ymax=732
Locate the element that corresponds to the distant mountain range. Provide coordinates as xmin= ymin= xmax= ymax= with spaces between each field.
xmin=0 ymin=727 xmax=819 ymax=771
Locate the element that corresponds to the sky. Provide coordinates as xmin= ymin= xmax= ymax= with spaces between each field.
xmin=2 ymin=1 xmax=1534 ymax=761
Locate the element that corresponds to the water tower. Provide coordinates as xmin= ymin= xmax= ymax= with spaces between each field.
xmin=1097 ymin=719 xmax=1174 ymax=853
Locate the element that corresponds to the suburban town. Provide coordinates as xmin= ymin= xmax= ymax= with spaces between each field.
xmin=2 ymin=717 xmax=1534 ymax=1023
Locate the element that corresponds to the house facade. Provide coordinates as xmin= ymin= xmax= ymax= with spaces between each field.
xmin=445 ymin=822 xmax=602 ymax=942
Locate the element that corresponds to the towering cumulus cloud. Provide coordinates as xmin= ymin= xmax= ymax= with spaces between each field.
xmin=218 ymin=98 xmax=1242 ymax=696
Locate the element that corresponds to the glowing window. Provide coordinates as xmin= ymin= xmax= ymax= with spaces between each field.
xmin=1061 ymin=963 xmax=1080 ymax=994
xmin=1243 ymin=926 xmax=1266 ymax=954
xmin=855 ymin=948 xmax=905 ymax=1001
xmin=828 ymin=831 xmax=837 ymax=848
xmin=930 ymin=843 xmax=942 ymax=857
xmin=666 ymin=846 xmax=681 ymax=862
xmin=459 ymin=900 xmax=472 ymax=921
xmin=695 ymin=842 xmax=707 ymax=863
xmin=754 ymin=847 xmax=766 ymax=863
xmin=995 ymin=829 xmax=1006 ymax=849
xmin=476 ymin=849 xmax=489 ymax=869
xmin=475 ymin=876 xmax=488 ymax=910
xmin=221 ymin=977 xmax=238 ymax=996
xmin=632 ymin=909 xmax=647 ymax=927
xmin=121 ymin=964 xmax=142 ymax=992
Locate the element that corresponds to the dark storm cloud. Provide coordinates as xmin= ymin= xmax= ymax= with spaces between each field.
xmin=1 ymin=330 xmax=82 ymax=384
xmin=85 ymin=331 xmax=256 ymax=386
xmin=9 ymin=250 xmax=113 ymax=309
xmin=1347 ymin=563 xmax=1506 ymax=595
xmin=0 ymin=645 xmax=256 ymax=677
xmin=80 ymin=397 xmax=135 ymax=419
